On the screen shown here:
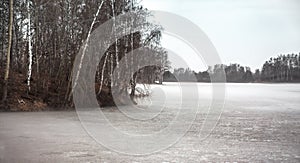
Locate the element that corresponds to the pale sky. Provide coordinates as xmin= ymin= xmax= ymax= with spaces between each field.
xmin=141 ymin=0 xmax=300 ymax=72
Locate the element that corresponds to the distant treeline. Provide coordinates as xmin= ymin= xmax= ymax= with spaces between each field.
xmin=164 ymin=53 xmax=300 ymax=83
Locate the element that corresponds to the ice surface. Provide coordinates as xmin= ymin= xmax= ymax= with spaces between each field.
xmin=0 ymin=83 xmax=299 ymax=162
xmin=148 ymin=82 xmax=300 ymax=112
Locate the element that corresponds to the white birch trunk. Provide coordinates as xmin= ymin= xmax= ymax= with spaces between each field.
xmin=72 ymin=1 xmax=104 ymax=91
xmin=27 ymin=0 xmax=33 ymax=91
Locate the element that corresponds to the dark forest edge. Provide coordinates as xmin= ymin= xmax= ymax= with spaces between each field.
xmin=0 ymin=0 xmax=168 ymax=111
xmin=164 ymin=53 xmax=300 ymax=83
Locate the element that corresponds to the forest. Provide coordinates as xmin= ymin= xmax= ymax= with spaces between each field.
xmin=164 ymin=54 xmax=300 ymax=83
xmin=1 ymin=0 xmax=299 ymax=111
xmin=0 ymin=0 xmax=168 ymax=111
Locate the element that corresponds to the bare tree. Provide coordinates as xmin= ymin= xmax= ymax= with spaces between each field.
xmin=2 ymin=0 xmax=13 ymax=104
xmin=27 ymin=0 xmax=33 ymax=91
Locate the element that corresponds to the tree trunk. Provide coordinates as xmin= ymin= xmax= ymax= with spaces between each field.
xmin=0 ymin=0 xmax=5 ymax=68
xmin=2 ymin=0 xmax=13 ymax=103
xmin=27 ymin=0 xmax=33 ymax=91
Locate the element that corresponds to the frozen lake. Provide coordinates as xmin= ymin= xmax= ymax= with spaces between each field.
xmin=0 ymin=83 xmax=300 ymax=162
xmin=148 ymin=82 xmax=300 ymax=112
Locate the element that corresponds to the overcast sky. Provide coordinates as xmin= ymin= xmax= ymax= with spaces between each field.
xmin=141 ymin=0 xmax=300 ymax=72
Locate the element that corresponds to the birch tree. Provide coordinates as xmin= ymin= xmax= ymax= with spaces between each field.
xmin=69 ymin=0 xmax=105 ymax=100
xmin=27 ymin=0 xmax=33 ymax=91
